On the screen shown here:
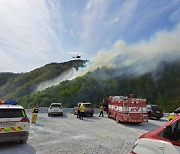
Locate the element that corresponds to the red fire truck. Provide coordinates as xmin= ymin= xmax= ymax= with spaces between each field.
xmin=108 ymin=94 xmax=148 ymax=123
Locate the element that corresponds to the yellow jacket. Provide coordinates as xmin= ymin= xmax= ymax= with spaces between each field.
xmin=80 ymin=105 xmax=86 ymax=112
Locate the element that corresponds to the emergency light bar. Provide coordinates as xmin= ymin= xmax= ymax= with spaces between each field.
xmin=0 ymin=100 xmax=17 ymax=105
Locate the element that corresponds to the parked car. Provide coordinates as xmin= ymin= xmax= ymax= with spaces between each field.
xmin=73 ymin=102 xmax=94 ymax=117
xmin=131 ymin=116 xmax=180 ymax=154
xmin=0 ymin=100 xmax=30 ymax=143
xmin=48 ymin=103 xmax=63 ymax=116
xmin=147 ymin=104 xmax=163 ymax=120
xmin=168 ymin=107 xmax=180 ymax=121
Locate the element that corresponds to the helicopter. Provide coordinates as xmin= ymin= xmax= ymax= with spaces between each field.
xmin=72 ymin=54 xmax=81 ymax=59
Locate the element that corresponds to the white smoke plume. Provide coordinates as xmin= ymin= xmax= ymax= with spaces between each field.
xmin=79 ymin=24 xmax=180 ymax=77
xmin=35 ymin=23 xmax=180 ymax=92
xmin=35 ymin=68 xmax=78 ymax=92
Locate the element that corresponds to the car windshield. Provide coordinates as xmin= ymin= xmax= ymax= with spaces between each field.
xmin=51 ymin=104 xmax=61 ymax=107
xmin=0 ymin=109 xmax=25 ymax=118
xmin=151 ymin=105 xmax=161 ymax=111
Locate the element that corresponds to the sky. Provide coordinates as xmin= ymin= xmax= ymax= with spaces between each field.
xmin=0 ymin=0 xmax=180 ymax=73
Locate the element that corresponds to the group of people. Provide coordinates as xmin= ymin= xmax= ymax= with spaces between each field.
xmin=32 ymin=103 xmax=104 ymax=123
xmin=76 ymin=103 xmax=86 ymax=119
xmin=76 ymin=103 xmax=104 ymax=119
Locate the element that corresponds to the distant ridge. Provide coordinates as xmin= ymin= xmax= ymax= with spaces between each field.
xmin=0 ymin=60 xmax=87 ymax=100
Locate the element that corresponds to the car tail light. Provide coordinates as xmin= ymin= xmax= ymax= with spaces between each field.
xmin=20 ymin=117 xmax=30 ymax=123
xmin=151 ymin=111 xmax=154 ymax=114
xmin=130 ymin=151 xmax=137 ymax=154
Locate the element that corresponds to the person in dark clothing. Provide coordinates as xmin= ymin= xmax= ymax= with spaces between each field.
xmin=77 ymin=104 xmax=81 ymax=119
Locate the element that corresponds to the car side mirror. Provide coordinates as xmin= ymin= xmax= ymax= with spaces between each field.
xmin=163 ymin=126 xmax=173 ymax=140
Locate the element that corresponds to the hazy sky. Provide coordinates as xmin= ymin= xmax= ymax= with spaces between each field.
xmin=0 ymin=0 xmax=180 ymax=73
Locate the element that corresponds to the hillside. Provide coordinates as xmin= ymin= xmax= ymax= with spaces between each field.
xmin=0 ymin=60 xmax=87 ymax=100
xmin=0 ymin=72 xmax=21 ymax=87
xmin=16 ymin=60 xmax=180 ymax=112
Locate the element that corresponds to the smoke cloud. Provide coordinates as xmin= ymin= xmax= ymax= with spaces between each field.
xmin=35 ymin=68 xmax=78 ymax=92
xmin=79 ymin=24 xmax=180 ymax=77
xmin=35 ymin=23 xmax=180 ymax=92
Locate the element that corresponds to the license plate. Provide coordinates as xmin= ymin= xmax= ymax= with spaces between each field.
xmin=0 ymin=122 xmax=16 ymax=127
xmin=156 ymin=111 xmax=160 ymax=113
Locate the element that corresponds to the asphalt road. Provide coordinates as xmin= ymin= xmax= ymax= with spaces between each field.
xmin=0 ymin=111 xmax=168 ymax=154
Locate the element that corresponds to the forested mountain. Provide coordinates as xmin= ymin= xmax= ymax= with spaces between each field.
xmin=15 ymin=60 xmax=180 ymax=112
xmin=0 ymin=60 xmax=87 ymax=100
xmin=0 ymin=72 xmax=21 ymax=87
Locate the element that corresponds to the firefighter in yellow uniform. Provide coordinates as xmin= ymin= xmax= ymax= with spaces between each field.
xmin=31 ymin=104 xmax=39 ymax=124
xmin=168 ymin=107 xmax=180 ymax=121
xmin=168 ymin=113 xmax=179 ymax=121
xmin=80 ymin=104 xmax=86 ymax=120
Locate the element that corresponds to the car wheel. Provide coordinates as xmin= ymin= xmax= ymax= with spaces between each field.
xmin=48 ymin=113 xmax=51 ymax=117
xmin=20 ymin=137 xmax=28 ymax=144
xmin=90 ymin=114 xmax=93 ymax=117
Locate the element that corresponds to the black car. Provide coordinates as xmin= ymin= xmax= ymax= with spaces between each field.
xmin=147 ymin=104 xmax=163 ymax=120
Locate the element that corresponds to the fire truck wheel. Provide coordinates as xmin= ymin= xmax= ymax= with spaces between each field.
xmin=115 ymin=115 xmax=119 ymax=123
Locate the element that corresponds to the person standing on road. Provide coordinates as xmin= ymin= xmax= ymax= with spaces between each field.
xmin=99 ymin=104 xmax=104 ymax=117
xmin=77 ymin=104 xmax=81 ymax=119
xmin=80 ymin=104 xmax=86 ymax=120
xmin=31 ymin=104 xmax=39 ymax=124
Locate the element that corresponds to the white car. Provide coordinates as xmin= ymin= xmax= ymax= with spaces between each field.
xmin=0 ymin=100 xmax=30 ymax=143
xmin=131 ymin=116 xmax=180 ymax=154
xmin=48 ymin=103 xmax=63 ymax=116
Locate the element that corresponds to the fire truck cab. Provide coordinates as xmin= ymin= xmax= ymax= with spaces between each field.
xmin=108 ymin=94 xmax=148 ymax=123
